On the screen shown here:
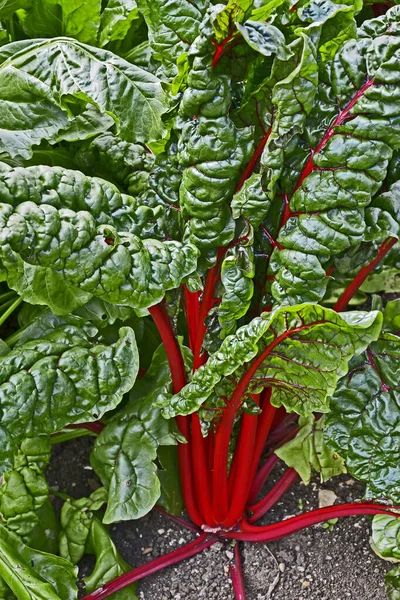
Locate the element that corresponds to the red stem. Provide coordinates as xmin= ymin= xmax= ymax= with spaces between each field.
xmin=230 ymin=543 xmax=247 ymax=600
xmin=224 ymin=396 xmax=260 ymax=527
xmin=226 ymin=503 xmax=400 ymax=543
xmin=212 ymin=321 xmax=323 ymax=524
xmin=149 ymin=304 xmax=203 ymax=527
xmin=67 ymin=421 xmax=105 ymax=434
xmin=248 ymin=468 xmax=299 ymax=523
xmin=191 ymin=413 xmax=215 ymax=525
xmin=183 ymin=286 xmax=200 ymax=351
xmin=235 ymin=126 xmax=273 ymax=194
xmin=247 ymin=391 xmax=277 ymax=490
xmin=82 ymin=534 xmax=216 ymax=600
xmin=334 ymin=237 xmax=397 ymax=312
xmin=154 ymin=506 xmax=201 ymax=534
xmin=294 ymin=78 xmax=375 ymax=193
xmin=212 ymin=34 xmax=235 ymax=69
xmin=247 ymin=454 xmax=280 ymax=505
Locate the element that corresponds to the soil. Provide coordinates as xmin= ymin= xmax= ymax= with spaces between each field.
xmin=47 ymin=437 xmax=390 ymax=600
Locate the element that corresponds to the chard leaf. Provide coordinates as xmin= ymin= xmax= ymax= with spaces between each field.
xmin=91 ymin=345 xmax=181 ymax=523
xmin=231 ymin=173 xmax=271 ymax=228
xmin=385 ymin=565 xmax=400 ymax=600
xmin=0 ymin=436 xmax=51 ymax=539
xmin=137 ymin=0 xmax=209 ymax=79
xmin=275 ymin=415 xmax=346 ymax=484
xmin=157 ymin=445 xmax=183 ymax=516
xmin=176 ymin=15 xmax=253 ymax=250
xmin=17 ymin=0 xmax=102 ymax=44
xmin=268 ymin=8 xmax=400 ymax=305
xmin=0 ymin=523 xmax=78 ymax=600
xmin=161 ymin=304 xmax=382 ymax=418
xmin=0 ymin=201 xmax=198 ymax=312
xmin=59 ymin=488 xmax=107 ymax=565
xmin=236 ymin=21 xmax=291 ymax=60
xmin=98 ymin=0 xmax=139 ymax=47
xmin=84 ymin=518 xmax=137 ymax=599
xmin=365 ymin=180 xmax=400 ymax=242
xmin=0 ymin=37 xmax=167 ymax=159
xmin=212 ymin=0 xmax=253 ymax=44
xmin=0 ymin=325 xmax=138 ymax=473
xmin=372 ymin=514 xmax=400 ymax=560
xmin=325 ymin=333 xmax=400 ymax=503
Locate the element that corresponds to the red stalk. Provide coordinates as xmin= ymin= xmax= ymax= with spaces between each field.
xmin=212 ymin=34 xmax=235 ymax=69
xmin=334 ymin=237 xmax=397 ymax=312
xmin=230 ymin=543 xmax=247 ymax=600
xmin=183 ymin=286 xmax=200 ymax=351
xmin=212 ymin=321 xmax=324 ymax=524
xmin=247 ymin=454 xmax=280 ymax=505
xmin=224 ymin=397 xmax=260 ymax=526
xmin=191 ymin=413 xmax=215 ymax=525
xmin=235 ymin=126 xmax=273 ymax=194
xmin=294 ymin=78 xmax=375 ymax=193
xmin=248 ymin=468 xmax=299 ymax=523
xmin=226 ymin=503 xmax=400 ymax=543
xmin=82 ymin=534 xmax=216 ymax=600
xmin=155 ymin=506 xmax=201 ymax=534
xmin=247 ymin=391 xmax=277 ymax=490
xmin=149 ymin=304 xmax=203 ymax=527
xmin=67 ymin=421 xmax=105 ymax=434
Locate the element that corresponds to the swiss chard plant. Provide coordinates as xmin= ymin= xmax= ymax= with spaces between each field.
xmin=0 ymin=0 xmax=399 ymax=598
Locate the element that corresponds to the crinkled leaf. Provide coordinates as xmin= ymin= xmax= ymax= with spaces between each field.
xmin=0 ymin=436 xmax=51 ymax=538
xmin=161 ymin=304 xmax=382 ymax=418
xmin=212 ymin=0 xmax=253 ymax=44
xmin=275 ymin=415 xmax=346 ymax=484
xmin=137 ymin=0 xmax=209 ymax=79
xmin=91 ymin=345 xmax=181 ymax=523
xmin=0 ymin=523 xmax=78 ymax=600
xmin=365 ymin=180 xmax=400 ymax=242
xmin=0 ymin=324 xmax=138 ymax=474
xmin=372 ymin=514 xmax=400 ymax=561
xmin=0 ymin=37 xmax=167 ymax=159
xmin=384 ymin=299 xmax=400 ymax=334
xmin=325 ymin=333 xmax=400 ymax=503
xmin=268 ymin=8 xmax=400 ymax=305
xmin=0 ymin=201 xmax=198 ymax=312
xmin=231 ymin=173 xmax=271 ymax=228
xmin=385 ymin=565 xmax=400 ymax=600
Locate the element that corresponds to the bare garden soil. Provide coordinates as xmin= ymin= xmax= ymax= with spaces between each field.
xmin=47 ymin=437 xmax=390 ymax=600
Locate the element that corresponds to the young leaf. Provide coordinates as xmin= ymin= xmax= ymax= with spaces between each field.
xmin=0 ymin=523 xmax=78 ymax=600
xmin=91 ymin=345 xmax=181 ymax=523
xmin=236 ymin=21 xmax=291 ymax=60
xmin=325 ymin=333 xmax=400 ymax=503
xmin=0 ymin=325 xmax=138 ymax=473
xmin=98 ymin=0 xmax=139 ymax=47
xmin=275 ymin=415 xmax=346 ymax=485
xmin=0 ymin=37 xmax=167 ymax=159
xmin=161 ymin=304 xmax=382 ymax=418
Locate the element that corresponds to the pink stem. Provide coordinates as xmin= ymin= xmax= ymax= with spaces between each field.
xmin=247 ymin=454 xmax=280 ymax=505
xmin=230 ymin=543 xmax=247 ymax=600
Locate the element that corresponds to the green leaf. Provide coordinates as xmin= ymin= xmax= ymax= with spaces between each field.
xmin=0 ymin=37 xmax=167 ymax=159
xmin=275 ymin=415 xmax=346 ymax=484
xmin=365 ymin=180 xmax=400 ymax=242
xmin=26 ymin=500 xmax=60 ymax=555
xmin=0 ymin=436 xmax=51 ymax=538
xmin=231 ymin=173 xmax=271 ymax=228
xmin=91 ymin=345 xmax=181 ymax=523
xmin=236 ymin=21 xmax=291 ymax=60
xmin=325 ymin=333 xmax=400 ymax=503
xmin=0 ymin=523 xmax=78 ymax=600
xmin=384 ymin=299 xmax=400 ymax=333
xmin=161 ymin=304 xmax=382 ymax=418
xmin=0 ymin=201 xmax=198 ymax=312
xmin=17 ymin=0 xmax=102 ymax=44
xmin=0 ymin=324 xmax=138 ymax=473
xmin=385 ymin=565 xmax=400 ymax=600
xmin=137 ymin=0 xmax=209 ymax=79
xmin=59 ymin=488 xmax=107 ymax=565
xmin=156 ymin=445 xmax=183 ymax=516
xmin=212 ymin=0 xmax=253 ymax=44
xmin=98 ymin=0 xmax=139 ymax=47
xmin=268 ymin=8 xmax=400 ymax=305
xmin=84 ymin=518 xmax=137 ymax=600
xmin=372 ymin=514 xmax=400 ymax=560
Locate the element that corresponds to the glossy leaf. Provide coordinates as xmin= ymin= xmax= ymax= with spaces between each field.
xmin=0 ymin=37 xmax=167 ymax=159
xmin=276 ymin=415 xmax=346 ymax=484
xmin=98 ymin=0 xmax=139 ymax=47
xmin=0 ymin=201 xmax=198 ymax=312
xmin=91 ymin=345 xmax=181 ymax=523
xmin=236 ymin=21 xmax=291 ymax=60
xmin=0 ymin=324 xmax=138 ymax=473
xmin=161 ymin=304 xmax=382 ymax=418
xmin=325 ymin=334 xmax=400 ymax=502
xmin=0 ymin=523 xmax=78 ymax=600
